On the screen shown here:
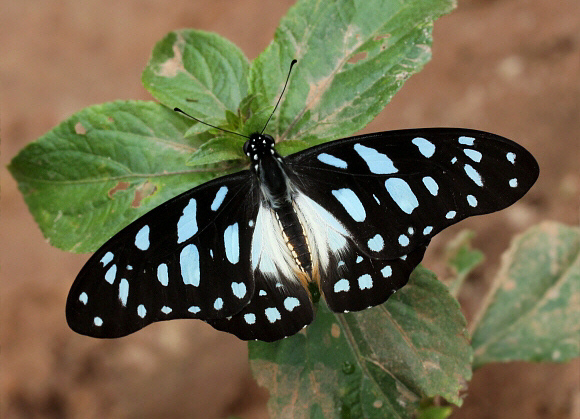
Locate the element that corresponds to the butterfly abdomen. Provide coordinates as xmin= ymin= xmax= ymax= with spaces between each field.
xmin=274 ymin=203 xmax=312 ymax=277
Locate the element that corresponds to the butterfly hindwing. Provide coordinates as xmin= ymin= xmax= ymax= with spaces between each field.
xmin=287 ymin=128 xmax=539 ymax=260
xmin=206 ymin=270 xmax=314 ymax=342
xmin=321 ymin=240 xmax=429 ymax=313
xmin=66 ymin=171 xmax=259 ymax=338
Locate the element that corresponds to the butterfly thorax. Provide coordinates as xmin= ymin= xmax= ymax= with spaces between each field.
xmin=244 ymin=133 xmax=313 ymax=278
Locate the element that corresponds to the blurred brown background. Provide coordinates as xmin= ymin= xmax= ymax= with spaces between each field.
xmin=1 ymin=0 xmax=579 ymax=418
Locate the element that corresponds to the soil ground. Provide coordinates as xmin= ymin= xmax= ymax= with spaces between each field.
xmin=2 ymin=0 xmax=579 ymax=418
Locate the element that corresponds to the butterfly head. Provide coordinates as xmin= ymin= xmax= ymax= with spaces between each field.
xmin=244 ymin=133 xmax=282 ymax=174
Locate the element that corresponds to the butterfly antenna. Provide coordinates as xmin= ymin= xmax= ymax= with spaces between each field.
xmin=173 ymin=107 xmax=250 ymax=139
xmin=261 ymin=59 xmax=297 ymax=134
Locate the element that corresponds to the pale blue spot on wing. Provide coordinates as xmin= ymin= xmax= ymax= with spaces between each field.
xmin=385 ymin=178 xmax=419 ymax=214
xmin=332 ymin=188 xmax=366 ymax=222
xmin=105 ymin=264 xmax=117 ymax=284
xmin=422 ymin=176 xmax=439 ymax=196
xmin=446 ymin=211 xmax=457 ymax=219
xmin=284 ymin=297 xmax=300 ymax=311
xmin=368 ymin=234 xmax=384 ymax=252
xmin=265 ymin=307 xmax=281 ymax=323
xmin=135 ymin=225 xmax=150 ymax=250
xmin=94 ymin=317 xmax=103 ymax=326
xmin=463 ymin=149 xmax=482 ymax=162
xmin=451 ymin=157 xmax=458 ymax=164
xmin=100 ymin=251 xmax=114 ymax=266
xmin=79 ymin=292 xmax=88 ymax=305
xmin=317 ymin=153 xmax=348 ymax=169
xmin=408 ymin=227 xmax=414 ymax=235
xmin=507 ymin=152 xmax=516 ymax=164
xmin=357 ymin=274 xmax=373 ymax=290
xmin=157 ymin=263 xmax=169 ymax=286
xmin=458 ymin=136 xmax=475 ymax=146
xmin=259 ymin=290 xmax=267 ymax=296
xmin=127 ymin=265 xmax=133 ymax=270
xmin=373 ymin=194 xmax=380 ymax=204
xmin=214 ymin=298 xmax=223 ymax=310
xmin=177 ymin=198 xmax=198 ymax=244
xmin=334 ymin=279 xmax=350 ymax=293
xmin=210 ymin=186 xmax=228 ymax=211
xmin=464 ymin=164 xmax=483 ymax=186
xmin=381 ymin=265 xmax=392 ymax=278
xmin=248 ymin=220 xmax=255 ymax=227
xmin=398 ymin=234 xmax=410 ymax=246
xmin=119 ymin=278 xmax=129 ymax=306
xmin=337 ymin=260 xmax=346 ymax=268
xmin=354 ymin=143 xmax=398 ymax=174
xmin=231 ymin=282 xmax=246 ymax=299
xmin=423 ymin=226 xmax=433 ymax=235
xmin=188 ymin=305 xmax=201 ymax=314
xmin=180 ymin=244 xmax=200 ymax=286
xmin=161 ymin=306 xmax=172 ymax=314
xmin=509 ymin=178 xmax=518 ymax=188
xmin=244 ymin=313 xmax=256 ymax=324
xmin=356 ymin=255 xmax=363 ymax=263
xmin=224 ymin=223 xmax=240 ymax=264
xmin=412 ymin=137 xmax=435 ymax=158
xmin=137 ymin=304 xmax=146 ymax=318
xmin=467 ymin=195 xmax=478 ymax=207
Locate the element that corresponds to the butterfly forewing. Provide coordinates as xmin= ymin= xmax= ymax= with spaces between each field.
xmin=66 ymin=172 xmax=259 ymax=338
xmin=287 ymin=128 xmax=539 ymax=261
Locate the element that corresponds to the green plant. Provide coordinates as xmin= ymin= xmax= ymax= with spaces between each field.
xmin=8 ymin=0 xmax=579 ymax=417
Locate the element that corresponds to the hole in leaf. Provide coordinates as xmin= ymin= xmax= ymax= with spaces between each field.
xmin=348 ymin=51 xmax=368 ymax=64
xmin=75 ymin=122 xmax=86 ymax=135
xmin=132 ymin=181 xmax=157 ymax=208
xmin=108 ymin=181 xmax=129 ymax=198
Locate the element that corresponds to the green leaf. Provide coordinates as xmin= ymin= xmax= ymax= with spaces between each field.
xmin=416 ymin=406 xmax=454 ymax=419
xmin=8 ymin=101 xmax=236 ymax=253
xmin=249 ymin=267 xmax=472 ymax=419
xmin=186 ymin=136 xmax=247 ymax=166
xmin=249 ymin=0 xmax=456 ymax=145
xmin=444 ymin=230 xmax=485 ymax=297
xmin=142 ymin=29 xmax=250 ymax=121
xmin=471 ymin=222 xmax=580 ymax=368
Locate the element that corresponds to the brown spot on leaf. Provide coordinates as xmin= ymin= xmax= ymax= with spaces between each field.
xmin=132 ymin=181 xmax=157 ymax=208
xmin=158 ymin=35 xmax=186 ymax=78
xmin=74 ymin=122 xmax=86 ymax=135
xmin=374 ymin=33 xmax=391 ymax=41
xmin=108 ymin=181 xmax=129 ymax=198
xmin=503 ymin=280 xmax=516 ymax=291
xmin=331 ymin=323 xmax=341 ymax=338
xmin=348 ymin=51 xmax=368 ymax=64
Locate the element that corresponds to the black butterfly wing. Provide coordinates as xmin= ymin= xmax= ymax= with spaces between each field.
xmin=320 ymin=240 xmax=429 ymax=313
xmin=206 ymin=270 xmax=314 ymax=342
xmin=287 ymin=128 xmax=539 ymax=261
xmin=66 ymin=171 xmax=259 ymax=338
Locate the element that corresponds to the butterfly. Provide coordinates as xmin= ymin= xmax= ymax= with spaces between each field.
xmin=66 ymin=62 xmax=539 ymax=342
